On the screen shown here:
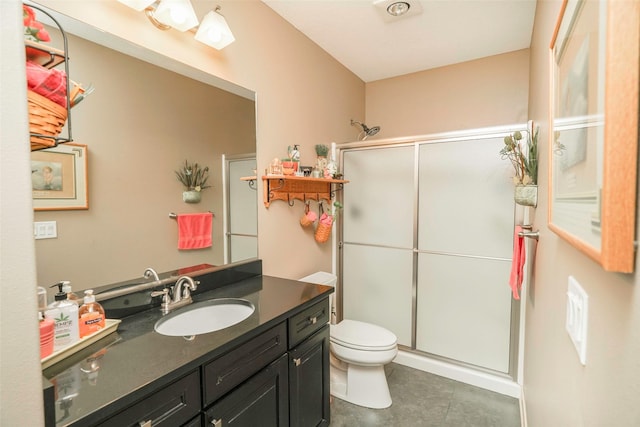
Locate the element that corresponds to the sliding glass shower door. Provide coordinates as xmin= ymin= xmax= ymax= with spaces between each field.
xmin=416 ymin=138 xmax=514 ymax=373
xmin=340 ymin=131 xmax=516 ymax=374
xmin=342 ymin=145 xmax=415 ymax=346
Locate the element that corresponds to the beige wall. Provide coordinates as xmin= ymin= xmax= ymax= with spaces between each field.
xmin=34 ymin=30 xmax=256 ymax=291
xmin=1 ymin=0 xmax=364 ymax=424
xmin=1 ymin=2 xmax=44 ymax=425
xmin=365 ymin=49 xmax=530 ymax=138
xmin=525 ymin=1 xmax=640 ymax=425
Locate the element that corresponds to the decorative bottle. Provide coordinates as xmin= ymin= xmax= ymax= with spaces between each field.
xmin=79 ymin=290 xmax=106 ymax=338
xmin=45 ymin=281 xmax=80 ymax=351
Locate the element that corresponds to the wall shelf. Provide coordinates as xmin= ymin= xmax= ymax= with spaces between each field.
xmin=261 ymin=176 xmax=348 ymax=208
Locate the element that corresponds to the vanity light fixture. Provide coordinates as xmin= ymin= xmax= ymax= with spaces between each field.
xmin=117 ymin=0 xmax=235 ymax=49
xmin=194 ymin=7 xmax=235 ymax=50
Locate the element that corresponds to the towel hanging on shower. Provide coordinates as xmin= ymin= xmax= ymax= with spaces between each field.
xmin=509 ymin=225 xmax=526 ymax=300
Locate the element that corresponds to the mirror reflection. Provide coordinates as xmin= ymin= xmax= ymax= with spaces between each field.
xmin=34 ymin=13 xmax=257 ymax=290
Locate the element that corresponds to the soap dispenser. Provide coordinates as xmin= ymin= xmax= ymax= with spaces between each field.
xmin=45 ymin=281 xmax=80 ymax=351
xmin=37 ymin=286 xmax=54 ymax=359
xmin=78 ymin=289 xmax=105 ymax=338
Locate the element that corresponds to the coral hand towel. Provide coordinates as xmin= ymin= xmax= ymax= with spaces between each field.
xmin=509 ymin=225 xmax=526 ymax=300
xmin=177 ymin=213 xmax=213 ymax=250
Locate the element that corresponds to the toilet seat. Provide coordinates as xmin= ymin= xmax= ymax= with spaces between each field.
xmin=331 ymin=319 xmax=397 ymax=351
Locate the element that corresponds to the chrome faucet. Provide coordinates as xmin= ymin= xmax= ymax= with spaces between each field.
xmin=143 ymin=267 xmax=160 ymax=282
xmin=151 ymin=275 xmax=199 ymax=314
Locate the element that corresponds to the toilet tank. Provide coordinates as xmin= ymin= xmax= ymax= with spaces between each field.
xmin=299 ymin=271 xmax=337 ymax=287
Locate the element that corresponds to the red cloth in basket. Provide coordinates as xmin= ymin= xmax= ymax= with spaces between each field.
xmin=26 ymin=60 xmax=67 ymax=107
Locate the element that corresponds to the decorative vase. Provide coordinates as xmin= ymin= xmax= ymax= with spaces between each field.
xmin=182 ymin=190 xmax=201 ymax=204
xmin=514 ymin=185 xmax=537 ymax=207
xmin=316 ymin=156 xmax=328 ymax=171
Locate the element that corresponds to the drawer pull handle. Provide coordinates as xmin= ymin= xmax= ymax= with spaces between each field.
xmin=139 ymin=421 xmax=152 ymax=427
xmin=211 ymin=418 xmax=223 ymax=427
xmin=293 ymin=357 xmax=301 ymax=366
xmin=309 ymin=316 xmax=317 ymax=325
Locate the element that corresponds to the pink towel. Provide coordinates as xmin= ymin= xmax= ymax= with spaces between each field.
xmin=177 ymin=213 xmax=213 ymax=250
xmin=509 ymin=225 xmax=526 ymax=300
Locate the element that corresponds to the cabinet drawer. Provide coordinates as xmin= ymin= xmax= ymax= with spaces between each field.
xmin=98 ymin=370 xmax=200 ymax=427
xmin=288 ymin=298 xmax=329 ymax=348
xmin=203 ymin=322 xmax=287 ymax=406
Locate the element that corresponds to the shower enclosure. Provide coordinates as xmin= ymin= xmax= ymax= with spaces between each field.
xmin=337 ymin=126 xmax=523 ymax=383
xmin=224 ymin=154 xmax=258 ymax=263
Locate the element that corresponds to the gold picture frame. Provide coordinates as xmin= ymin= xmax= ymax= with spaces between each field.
xmin=31 ymin=143 xmax=88 ymax=211
xmin=548 ymin=0 xmax=639 ymax=272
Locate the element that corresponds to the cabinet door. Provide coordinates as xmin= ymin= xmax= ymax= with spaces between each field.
xmin=205 ymin=354 xmax=289 ymax=427
xmin=289 ymin=326 xmax=330 ymax=427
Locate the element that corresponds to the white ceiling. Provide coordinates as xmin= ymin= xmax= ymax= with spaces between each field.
xmin=262 ymin=0 xmax=537 ymax=82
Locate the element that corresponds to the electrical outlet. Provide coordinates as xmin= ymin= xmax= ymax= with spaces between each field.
xmin=566 ymin=276 xmax=588 ymax=365
xmin=34 ymin=221 xmax=57 ymax=239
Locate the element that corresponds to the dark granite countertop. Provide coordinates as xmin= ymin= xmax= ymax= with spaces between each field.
xmin=42 ymin=262 xmax=333 ymax=427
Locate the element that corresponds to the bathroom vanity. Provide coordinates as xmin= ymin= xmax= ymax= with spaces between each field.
xmin=42 ymin=260 xmax=332 ymax=427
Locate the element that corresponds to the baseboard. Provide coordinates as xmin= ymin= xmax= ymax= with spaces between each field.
xmin=393 ymin=350 xmax=521 ymax=398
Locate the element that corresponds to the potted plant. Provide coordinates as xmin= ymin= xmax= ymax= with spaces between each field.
xmin=500 ymin=121 xmax=539 ymax=207
xmin=175 ymin=160 xmax=211 ymax=203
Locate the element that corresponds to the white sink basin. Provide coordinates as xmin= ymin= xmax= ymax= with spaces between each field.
xmin=154 ymin=298 xmax=255 ymax=337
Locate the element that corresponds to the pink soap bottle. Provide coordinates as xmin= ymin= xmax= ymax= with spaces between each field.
xmin=37 ymin=287 xmax=54 ymax=358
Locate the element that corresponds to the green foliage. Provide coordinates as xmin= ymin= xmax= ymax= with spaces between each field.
xmin=175 ymin=160 xmax=211 ymax=191
xmin=315 ymin=144 xmax=329 ymax=156
xmin=500 ymin=125 xmax=538 ymax=185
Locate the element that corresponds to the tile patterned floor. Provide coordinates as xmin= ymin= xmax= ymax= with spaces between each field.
xmin=329 ymin=363 xmax=521 ymax=427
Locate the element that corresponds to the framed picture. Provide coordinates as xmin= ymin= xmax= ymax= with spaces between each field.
xmin=548 ymin=0 xmax=639 ymax=272
xmin=31 ymin=143 xmax=88 ymax=211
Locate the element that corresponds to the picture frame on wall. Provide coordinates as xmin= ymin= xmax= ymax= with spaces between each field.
xmin=548 ymin=0 xmax=639 ymax=272
xmin=31 ymin=143 xmax=88 ymax=211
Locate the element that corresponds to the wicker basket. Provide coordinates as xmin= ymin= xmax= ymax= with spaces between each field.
xmin=300 ymin=214 xmax=314 ymax=228
xmin=28 ymin=89 xmax=67 ymax=151
xmin=314 ymin=222 xmax=332 ymax=243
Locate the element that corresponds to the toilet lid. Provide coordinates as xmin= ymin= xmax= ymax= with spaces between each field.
xmin=331 ymin=319 xmax=397 ymax=350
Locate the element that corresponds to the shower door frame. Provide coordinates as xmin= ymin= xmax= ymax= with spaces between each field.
xmin=335 ymin=124 xmax=526 ymax=383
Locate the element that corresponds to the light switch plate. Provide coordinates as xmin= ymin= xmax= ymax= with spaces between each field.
xmin=34 ymin=221 xmax=57 ymax=239
xmin=566 ymin=276 xmax=588 ymax=365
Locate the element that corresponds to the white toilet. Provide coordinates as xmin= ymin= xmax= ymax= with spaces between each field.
xmin=299 ymin=272 xmax=398 ymax=409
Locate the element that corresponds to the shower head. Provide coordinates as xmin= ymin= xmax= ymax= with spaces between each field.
xmin=351 ymin=120 xmax=381 ymax=140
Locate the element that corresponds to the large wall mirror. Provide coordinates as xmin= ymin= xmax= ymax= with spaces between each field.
xmin=33 ymin=5 xmax=258 ymax=289
xmin=549 ymin=0 xmax=639 ymax=273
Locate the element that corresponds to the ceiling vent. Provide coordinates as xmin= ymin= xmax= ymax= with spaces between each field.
xmin=373 ymin=0 xmax=423 ymax=23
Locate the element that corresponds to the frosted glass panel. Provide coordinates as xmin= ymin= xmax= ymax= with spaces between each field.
xmin=229 ymin=159 xmax=257 ymax=235
xmin=229 ymin=235 xmax=258 ymax=263
xmin=343 ymin=147 xmax=414 ymax=248
xmin=416 ymin=253 xmax=512 ymax=372
xmin=227 ymin=158 xmax=257 ymax=263
xmin=418 ymin=138 xmax=514 ymax=258
xmin=343 ymin=244 xmax=413 ymax=346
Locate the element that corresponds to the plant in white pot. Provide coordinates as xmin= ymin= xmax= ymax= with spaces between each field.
xmin=175 ymin=160 xmax=211 ymax=203
xmin=500 ymin=121 xmax=539 ymax=207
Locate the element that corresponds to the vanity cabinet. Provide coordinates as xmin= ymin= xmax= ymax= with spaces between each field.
xmin=60 ymin=292 xmax=331 ymax=427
